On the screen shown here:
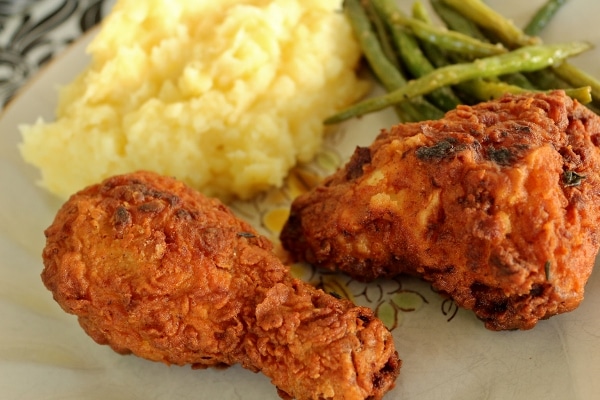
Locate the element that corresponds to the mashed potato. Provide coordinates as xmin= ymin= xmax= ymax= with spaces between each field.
xmin=20 ymin=0 xmax=368 ymax=200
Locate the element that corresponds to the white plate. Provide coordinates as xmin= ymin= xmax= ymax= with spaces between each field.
xmin=1 ymin=1 xmax=600 ymax=399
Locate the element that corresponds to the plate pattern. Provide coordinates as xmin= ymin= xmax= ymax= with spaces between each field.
xmin=0 ymin=0 xmax=113 ymax=106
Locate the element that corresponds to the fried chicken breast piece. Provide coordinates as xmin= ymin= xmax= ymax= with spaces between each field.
xmin=280 ymin=91 xmax=600 ymax=331
xmin=41 ymin=171 xmax=400 ymax=400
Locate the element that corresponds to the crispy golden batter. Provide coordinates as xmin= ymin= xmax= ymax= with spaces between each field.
xmin=41 ymin=171 xmax=400 ymax=400
xmin=280 ymin=91 xmax=600 ymax=330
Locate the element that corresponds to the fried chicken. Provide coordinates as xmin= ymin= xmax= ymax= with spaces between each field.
xmin=280 ymin=91 xmax=600 ymax=331
xmin=41 ymin=171 xmax=400 ymax=400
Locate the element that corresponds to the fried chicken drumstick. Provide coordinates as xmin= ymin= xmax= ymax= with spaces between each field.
xmin=41 ymin=171 xmax=400 ymax=400
xmin=280 ymin=91 xmax=600 ymax=331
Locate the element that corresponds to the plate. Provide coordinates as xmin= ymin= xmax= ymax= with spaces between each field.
xmin=1 ymin=1 xmax=600 ymax=399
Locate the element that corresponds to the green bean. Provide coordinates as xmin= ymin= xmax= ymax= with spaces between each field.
xmin=442 ymin=0 xmax=600 ymax=107
xmin=442 ymin=0 xmax=539 ymax=48
xmin=363 ymin=0 xmax=400 ymax=69
xmin=411 ymin=1 xmax=451 ymax=68
xmin=343 ymin=0 xmax=403 ymax=92
xmin=343 ymin=0 xmax=407 ymax=120
xmin=430 ymin=0 xmax=539 ymax=91
xmin=464 ymin=79 xmax=591 ymax=104
xmin=553 ymin=62 xmax=600 ymax=102
xmin=372 ymin=0 xmax=505 ymax=58
xmin=371 ymin=0 xmax=461 ymax=111
xmin=430 ymin=0 xmax=487 ymax=41
xmin=411 ymin=0 xmax=431 ymax=25
xmin=412 ymin=1 xmax=480 ymax=105
xmin=452 ymin=80 xmax=500 ymax=103
xmin=556 ymin=87 xmax=592 ymax=104
xmin=436 ymin=0 xmax=571 ymax=92
xmin=526 ymin=69 xmax=570 ymax=90
xmin=498 ymin=73 xmax=537 ymax=90
xmin=412 ymin=1 xmax=482 ymax=105
xmin=325 ymin=41 xmax=591 ymax=124
xmin=414 ymin=1 xmax=570 ymax=105
xmin=524 ymin=0 xmax=568 ymax=37
xmin=414 ymin=1 xmax=575 ymax=102
xmin=343 ymin=0 xmax=443 ymax=121
xmin=524 ymin=0 xmax=575 ymax=100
